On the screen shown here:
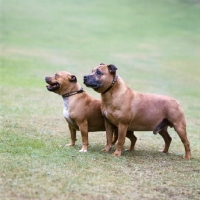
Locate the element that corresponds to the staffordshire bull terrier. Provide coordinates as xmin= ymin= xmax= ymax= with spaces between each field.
xmin=45 ymin=71 xmax=136 ymax=152
xmin=84 ymin=63 xmax=191 ymax=159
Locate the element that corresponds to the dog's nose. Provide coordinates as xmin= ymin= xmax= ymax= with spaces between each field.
xmin=83 ymin=75 xmax=88 ymax=80
xmin=45 ymin=77 xmax=50 ymax=82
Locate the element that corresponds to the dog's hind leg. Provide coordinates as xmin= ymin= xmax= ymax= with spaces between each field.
xmin=126 ymin=131 xmax=137 ymax=151
xmin=159 ymin=127 xmax=172 ymax=153
xmin=173 ymin=121 xmax=191 ymax=159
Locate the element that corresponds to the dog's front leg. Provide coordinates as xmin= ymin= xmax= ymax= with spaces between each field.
xmin=66 ymin=124 xmax=77 ymax=146
xmin=112 ymin=128 xmax=118 ymax=145
xmin=102 ymin=118 xmax=114 ymax=152
xmin=78 ymin=120 xmax=89 ymax=152
xmin=113 ymin=124 xmax=128 ymax=156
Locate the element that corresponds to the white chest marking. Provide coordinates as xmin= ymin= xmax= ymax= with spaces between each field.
xmin=103 ymin=109 xmax=108 ymax=118
xmin=63 ymin=98 xmax=73 ymax=124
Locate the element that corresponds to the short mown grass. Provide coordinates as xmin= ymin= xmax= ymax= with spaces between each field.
xmin=1 ymin=0 xmax=200 ymax=199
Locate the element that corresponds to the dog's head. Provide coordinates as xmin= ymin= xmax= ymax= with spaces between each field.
xmin=83 ymin=63 xmax=117 ymax=93
xmin=45 ymin=71 xmax=77 ymax=95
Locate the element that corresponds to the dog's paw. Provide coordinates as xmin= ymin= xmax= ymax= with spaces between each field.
xmin=124 ymin=148 xmax=132 ymax=152
xmin=65 ymin=143 xmax=75 ymax=147
xmin=124 ymin=149 xmax=128 ymax=152
xmin=101 ymin=146 xmax=111 ymax=152
xmin=159 ymin=149 xmax=168 ymax=153
xmin=112 ymin=150 xmax=122 ymax=156
xmin=79 ymin=149 xmax=87 ymax=153
xmin=183 ymin=155 xmax=191 ymax=160
xmin=101 ymin=148 xmax=108 ymax=152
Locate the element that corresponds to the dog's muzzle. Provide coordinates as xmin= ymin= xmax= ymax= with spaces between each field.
xmin=83 ymin=75 xmax=100 ymax=89
xmin=45 ymin=77 xmax=60 ymax=91
xmin=83 ymin=75 xmax=88 ymax=83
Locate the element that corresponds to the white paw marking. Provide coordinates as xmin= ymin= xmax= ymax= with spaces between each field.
xmin=79 ymin=149 xmax=88 ymax=152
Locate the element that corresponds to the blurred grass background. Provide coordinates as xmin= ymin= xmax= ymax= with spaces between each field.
xmin=1 ymin=0 xmax=200 ymax=199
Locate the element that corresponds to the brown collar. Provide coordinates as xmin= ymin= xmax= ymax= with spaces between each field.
xmin=102 ymin=75 xmax=118 ymax=94
xmin=62 ymin=87 xmax=84 ymax=98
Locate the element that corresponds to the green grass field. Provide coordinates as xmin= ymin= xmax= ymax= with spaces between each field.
xmin=1 ymin=0 xmax=200 ymax=199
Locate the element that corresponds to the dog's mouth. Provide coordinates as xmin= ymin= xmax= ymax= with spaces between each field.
xmin=84 ymin=83 xmax=99 ymax=89
xmin=46 ymin=82 xmax=60 ymax=91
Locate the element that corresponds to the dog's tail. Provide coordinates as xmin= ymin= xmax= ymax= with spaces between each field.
xmin=153 ymin=118 xmax=172 ymax=134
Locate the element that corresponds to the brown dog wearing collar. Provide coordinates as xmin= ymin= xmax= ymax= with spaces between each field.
xmin=84 ymin=63 xmax=191 ymax=159
xmin=45 ymin=71 xmax=136 ymax=152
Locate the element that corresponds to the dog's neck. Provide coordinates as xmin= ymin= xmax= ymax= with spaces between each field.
xmin=62 ymin=87 xmax=84 ymax=98
xmin=102 ymin=75 xmax=118 ymax=94
xmin=101 ymin=76 xmax=128 ymax=102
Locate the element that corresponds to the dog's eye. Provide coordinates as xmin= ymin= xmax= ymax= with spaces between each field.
xmin=96 ymin=70 xmax=101 ymax=75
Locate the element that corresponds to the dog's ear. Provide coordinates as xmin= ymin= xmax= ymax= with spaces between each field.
xmin=100 ymin=63 xmax=105 ymax=65
xmin=69 ymin=75 xmax=77 ymax=83
xmin=107 ymin=64 xmax=117 ymax=74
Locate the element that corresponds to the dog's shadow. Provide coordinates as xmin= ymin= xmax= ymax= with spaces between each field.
xmin=64 ymin=142 xmax=186 ymax=162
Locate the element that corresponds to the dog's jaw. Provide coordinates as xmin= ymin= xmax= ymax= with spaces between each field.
xmin=45 ymin=77 xmax=60 ymax=91
xmin=46 ymin=82 xmax=60 ymax=91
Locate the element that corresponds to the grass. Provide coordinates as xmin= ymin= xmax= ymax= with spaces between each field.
xmin=1 ymin=0 xmax=200 ymax=199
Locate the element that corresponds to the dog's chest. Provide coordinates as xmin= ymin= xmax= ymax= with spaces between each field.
xmin=103 ymin=109 xmax=108 ymax=118
xmin=63 ymin=99 xmax=74 ymax=124
xmin=102 ymin=107 xmax=118 ymax=126
xmin=103 ymin=109 xmax=112 ymax=121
